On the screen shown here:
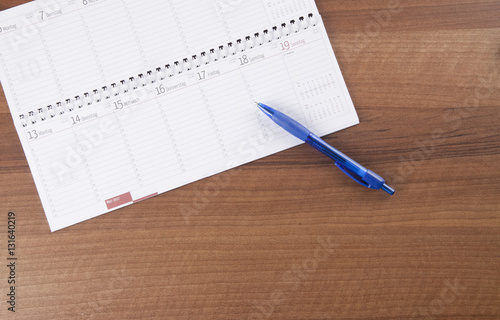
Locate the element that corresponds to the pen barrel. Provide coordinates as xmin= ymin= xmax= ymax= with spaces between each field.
xmin=272 ymin=109 xmax=311 ymax=141
xmin=305 ymin=133 xmax=367 ymax=177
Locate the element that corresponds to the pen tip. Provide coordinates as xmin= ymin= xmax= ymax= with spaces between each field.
xmin=256 ymin=102 xmax=275 ymax=118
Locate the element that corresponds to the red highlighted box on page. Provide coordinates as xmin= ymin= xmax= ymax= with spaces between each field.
xmin=105 ymin=192 xmax=133 ymax=210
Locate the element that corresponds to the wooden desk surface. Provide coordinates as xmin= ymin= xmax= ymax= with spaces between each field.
xmin=0 ymin=1 xmax=499 ymax=319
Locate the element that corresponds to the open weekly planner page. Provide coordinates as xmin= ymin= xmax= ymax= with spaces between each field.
xmin=0 ymin=0 xmax=359 ymax=231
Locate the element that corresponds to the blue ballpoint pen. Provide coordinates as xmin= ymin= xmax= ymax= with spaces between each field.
xmin=257 ymin=103 xmax=395 ymax=195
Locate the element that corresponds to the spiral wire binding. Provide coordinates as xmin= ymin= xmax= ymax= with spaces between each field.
xmin=20 ymin=13 xmax=318 ymax=128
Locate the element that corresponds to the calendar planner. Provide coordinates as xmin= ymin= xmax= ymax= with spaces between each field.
xmin=0 ymin=0 xmax=359 ymax=231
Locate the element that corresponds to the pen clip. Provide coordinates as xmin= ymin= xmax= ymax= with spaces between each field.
xmin=335 ymin=162 xmax=372 ymax=189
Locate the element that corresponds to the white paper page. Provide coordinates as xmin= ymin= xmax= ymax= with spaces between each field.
xmin=0 ymin=0 xmax=358 ymax=231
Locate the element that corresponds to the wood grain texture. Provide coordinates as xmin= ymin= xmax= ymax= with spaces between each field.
xmin=0 ymin=1 xmax=499 ymax=319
